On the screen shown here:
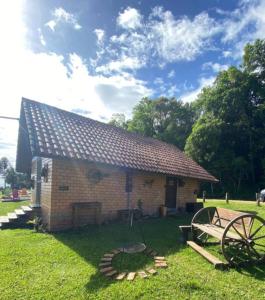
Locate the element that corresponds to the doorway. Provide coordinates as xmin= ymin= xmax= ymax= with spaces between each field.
xmin=165 ymin=177 xmax=178 ymax=208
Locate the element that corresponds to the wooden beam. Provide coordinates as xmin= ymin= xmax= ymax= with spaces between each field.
xmin=187 ymin=241 xmax=228 ymax=269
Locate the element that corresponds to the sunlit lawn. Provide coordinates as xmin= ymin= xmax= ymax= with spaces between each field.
xmin=0 ymin=199 xmax=30 ymax=216
xmin=0 ymin=200 xmax=265 ymax=299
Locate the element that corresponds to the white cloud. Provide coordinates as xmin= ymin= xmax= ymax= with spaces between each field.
xmin=221 ymin=0 xmax=265 ymax=58
xmin=202 ymin=62 xmax=229 ymax=73
xmin=96 ymin=56 xmax=143 ymax=73
xmin=38 ymin=28 xmax=46 ymax=46
xmin=154 ymin=77 xmax=164 ymax=85
xmin=181 ymin=77 xmax=215 ymax=103
xmin=45 ymin=7 xmax=82 ymax=31
xmin=117 ymin=7 xmax=142 ymax=30
xmin=97 ymin=7 xmax=219 ymax=72
xmin=0 ymin=2 xmax=151 ymax=166
xmin=167 ymin=85 xmax=179 ymax=97
xmin=168 ymin=70 xmax=175 ymax=78
xmin=94 ymin=29 xmax=105 ymax=45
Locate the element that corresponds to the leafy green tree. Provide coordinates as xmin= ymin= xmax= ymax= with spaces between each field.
xmin=185 ymin=58 xmax=265 ymax=197
xmin=109 ymin=113 xmax=128 ymax=130
xmin=243 ymin=39 xmax=265 ymax=84
xmin=128 ymin=97 xmax=195 ymax=150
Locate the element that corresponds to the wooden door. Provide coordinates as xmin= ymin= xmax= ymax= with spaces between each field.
xmin=165 ymin=177 xmax=177 ymax=208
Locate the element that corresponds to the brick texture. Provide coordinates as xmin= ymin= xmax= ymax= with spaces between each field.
xmin=36 ymin=157 xmax=199 ymax=231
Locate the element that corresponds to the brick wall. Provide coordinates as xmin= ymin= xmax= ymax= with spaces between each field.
xmin=38 ymin=157 xmax=199 ymax=231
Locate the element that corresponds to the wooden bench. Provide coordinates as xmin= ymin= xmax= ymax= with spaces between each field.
xmin=186 ymin=206 xmax=265 ymax=267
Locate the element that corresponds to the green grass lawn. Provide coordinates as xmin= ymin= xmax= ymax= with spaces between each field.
xmin=0 ymin=200 xmax=30 ymax=216
xmin=0 ymin=200 xmax=265 ymax=300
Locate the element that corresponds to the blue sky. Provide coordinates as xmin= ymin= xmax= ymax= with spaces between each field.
xmin=1 ymin=0 xmax=265 ymax=165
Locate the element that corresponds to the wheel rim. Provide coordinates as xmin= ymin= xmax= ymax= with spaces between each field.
xmin=191 ymin=207 xmax=217 ymax=244
xmin=221 ymin=214 xmax=265 ymax=266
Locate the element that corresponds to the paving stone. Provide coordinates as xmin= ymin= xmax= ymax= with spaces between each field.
xmin=127 ymin=272 xmax=136 ymax=281
xmin=104 ymin=253 xmax=114 ymax=258
xmin=105 ymin=270 xmax=117 ymax=277
xmin=116 ymin=272 xmax=127 ymax=280
xmin=155 ymin=262 xmax=168 ymax=268
xmin=0 ymin=216 xmax=9 ymax=223
xmin=138 ymin=271 xmax=148 ymax=279
xmin=146 ymin=268 xmax=157 ymax=275
xmin=100 ymin=266 xmax=113 ymax=273
xmin=111 ymin=249 xmax=121 ymax=254
xmin=154 ymin=256 xmax=165 ymax=260
xmin=101 ymin=257 xmax=112 ymax=262
xmin=99 ymin=262 xmax=112 ymax=267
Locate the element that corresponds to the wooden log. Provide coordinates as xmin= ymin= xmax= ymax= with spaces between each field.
xmin=187 ymin=241 xmax=227 ymax=269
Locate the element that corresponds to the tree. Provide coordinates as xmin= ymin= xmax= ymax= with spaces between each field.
xmin=0 ymin=157 xmax=9 ymax=174
xmin=243 ymin=39 xmax=265 ymax=85
xmin=109 ymin=113 xmax=128 ymax=130
xmin=128 ymin=97 xmax=195 ymax=150
xmin=185 ymin=61 xmax=265 ymax=198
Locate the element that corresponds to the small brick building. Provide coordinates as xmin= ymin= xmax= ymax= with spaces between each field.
xmin=16 ymin=98 xmax=217 ymax=231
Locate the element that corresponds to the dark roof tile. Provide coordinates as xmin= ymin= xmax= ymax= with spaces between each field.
xmin=16 ymin=98 xmax=218 ymax=182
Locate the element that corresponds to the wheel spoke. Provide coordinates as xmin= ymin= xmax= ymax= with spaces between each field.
xmin=248 ymin=217 xmax=255 ymax=238
xmin=252 ymin=234 xmax=265 ymax=241
xmin=250 ymin=224 xmax=265 ymax=239
xmin=254 ymin=243 xmax=265 ymax=248
xmin=242 ymin=219 xmax=248 ymax=238
xmin=232 ymin=224 xmax=247 ymax=241
xmin=248 ymin=244 xmax=261 ymax=259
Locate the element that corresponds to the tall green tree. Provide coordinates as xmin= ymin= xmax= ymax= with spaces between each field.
xmin=128 ymin=97 xmax=195 ymax=150
xmin=185 ymin=53 xmax=265 ymax=197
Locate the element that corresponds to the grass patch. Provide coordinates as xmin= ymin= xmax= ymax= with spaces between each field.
xmin=0 ymin=200 xmax=265 ymax=299
xmin=0 ymin=200 xmax=30 ymax=215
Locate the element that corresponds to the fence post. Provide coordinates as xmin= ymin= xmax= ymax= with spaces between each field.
xmin=256 ymin=193 xmax=261 ymax=206
xmin=203 ymin=191 xmax=206 ymax=203
xmin=225 ymin=192 xmax=229 ymax=204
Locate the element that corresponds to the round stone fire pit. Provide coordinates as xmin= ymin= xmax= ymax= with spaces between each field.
xmin=99 ymin=246 xmax=168 ymax=281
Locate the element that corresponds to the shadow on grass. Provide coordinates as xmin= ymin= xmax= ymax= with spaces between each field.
xmin=53 ymin=215 xmax=189 ymax=292
xmin=52 ymin=213 xmax=265 ymax=293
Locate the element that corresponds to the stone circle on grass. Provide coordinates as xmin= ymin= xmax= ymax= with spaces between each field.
xmin=99 ymin=247 xmax=167 ymax=281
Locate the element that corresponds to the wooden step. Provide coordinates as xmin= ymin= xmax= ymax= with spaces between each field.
xmin=14 ymin=209 xmax=26 ymax=216
xmin=7 ymin=213 xmax=18 ymax=220
xmin=21 ymin=206 xmax=33 ymax=212
xmin=187 ymin=241 xmax=228 ymax=269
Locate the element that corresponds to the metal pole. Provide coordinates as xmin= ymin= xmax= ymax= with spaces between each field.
xmin=0 ymin=116 xmax=19 ymax=121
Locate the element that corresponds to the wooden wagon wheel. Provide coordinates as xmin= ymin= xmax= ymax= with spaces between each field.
xmin=191 ymin=207 xmax=217 ymax=244
xmin=221 ymin=214 xmax=265 ymax=266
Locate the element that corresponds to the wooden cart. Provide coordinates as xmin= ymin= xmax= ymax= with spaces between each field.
xmin=188 ymin=207 xmax=265 ymax=267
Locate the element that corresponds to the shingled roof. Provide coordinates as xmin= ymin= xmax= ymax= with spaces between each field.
xmin=16 ymin=98 xmax=217 ymax=182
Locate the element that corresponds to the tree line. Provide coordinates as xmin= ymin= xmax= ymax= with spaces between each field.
xmin=109 ymin=39 xmax=265 ymax=199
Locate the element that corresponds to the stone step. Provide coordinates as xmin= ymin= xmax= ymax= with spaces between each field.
xmin=21 ymin=206 xmax=33 ymax=212
xmin=0 ymin=216 xmax=10 ymax=223
xmin=7 ymin=213 xmax=18 ymax=220
xmin=116 ymin=272 xmax=127 ymax=280
xmin=127 ymin=272 xmax=136 ymax=281
xmin=14 ymin=209 xmax=26 ymax=216
xmin=138 ymin=271 xmax=148 ymax=279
